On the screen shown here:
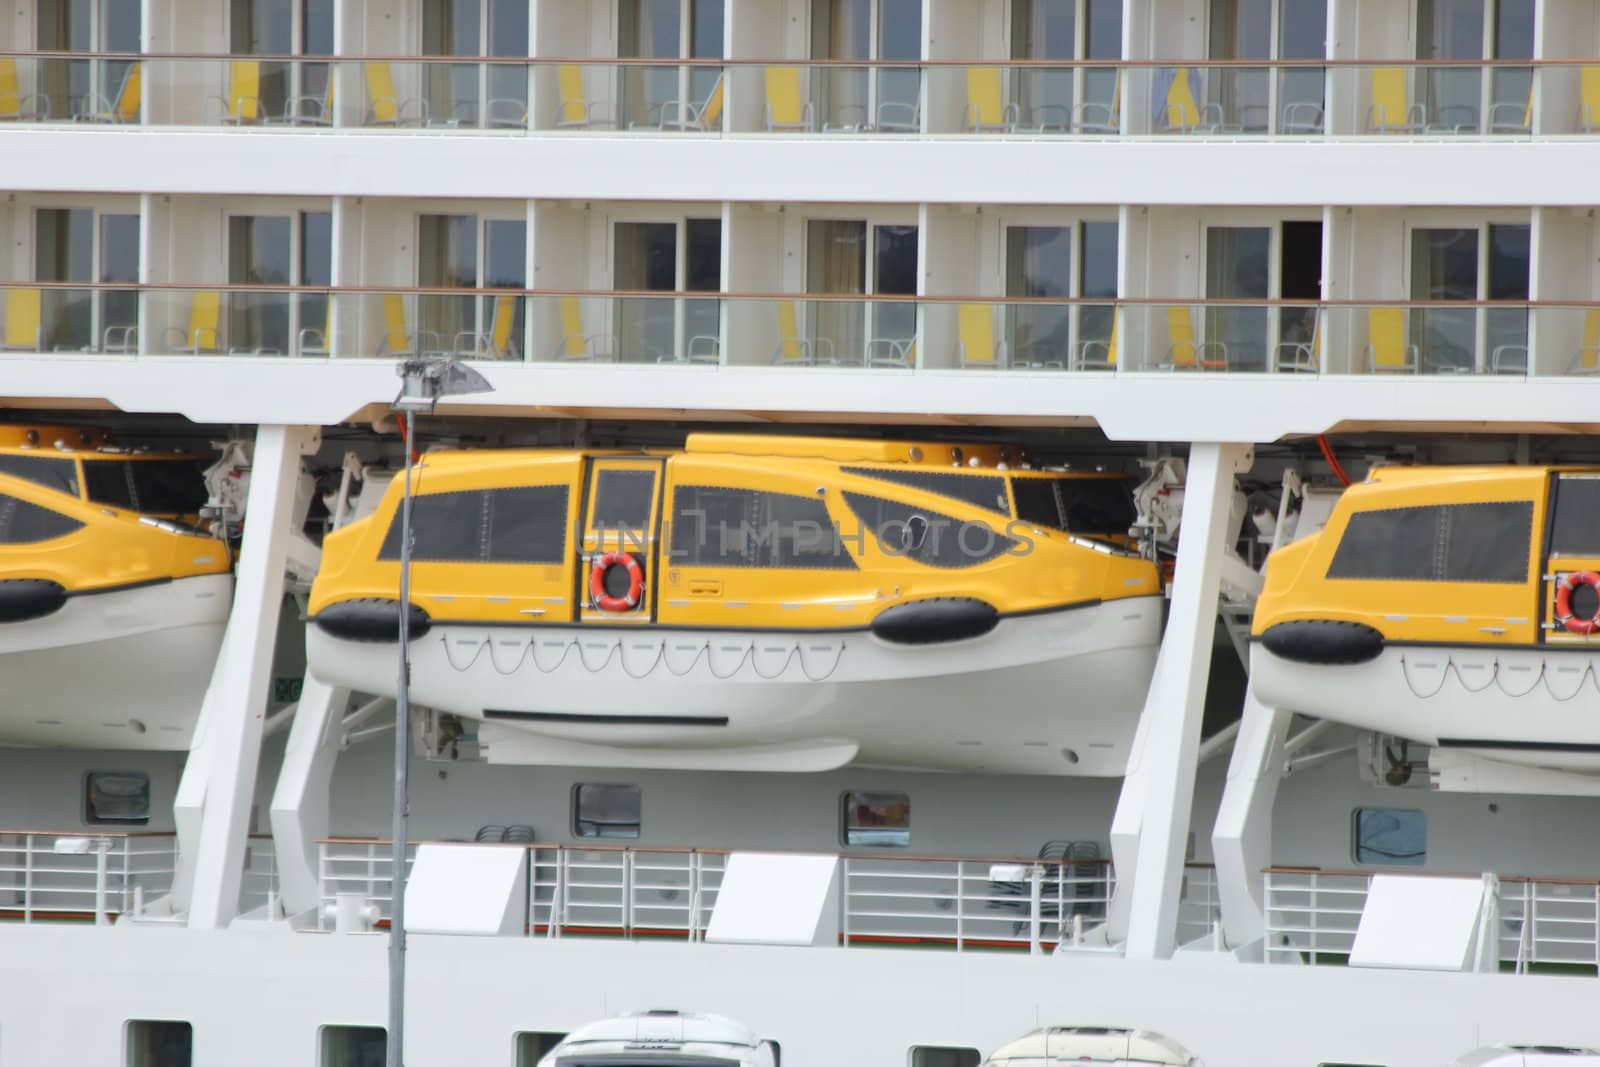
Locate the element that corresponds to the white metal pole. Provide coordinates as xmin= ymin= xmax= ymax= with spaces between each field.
xmin=388 ymin=412 xmax=415 ymax=1067
xmin=94 ymin=843 xmax=108 ymax=926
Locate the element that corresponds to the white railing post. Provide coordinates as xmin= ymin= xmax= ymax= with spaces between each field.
xmin=93 ymin=839 xmax=109 ymax=926
xmin=623 ymin=849 xmax=634 ymax=937
xmin=840 ymin=858 xmax=850 ymax=947
xmin=550 ymin=849 xmax=564 ymax=939
xmin=1029 ymin=864 xmax=1043 ymax=956
xmin=1308 ymin=872 xmax=1319 ymax=965
xmin=121 ymin=837 xmax=132 ymax=915
xmin=955 ymin=860 xmax=965 ymax=953
xmin=22 ymin=834 xmax=33 ymax=924
xmin=1261 ymin=870 xmax=1272 ymax=962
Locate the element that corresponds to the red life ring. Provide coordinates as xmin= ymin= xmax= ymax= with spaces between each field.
xmin=589 ymin=551 xmax=644 ymax=612
xmin=1555 ymin=571 xmax=1600 ymax=635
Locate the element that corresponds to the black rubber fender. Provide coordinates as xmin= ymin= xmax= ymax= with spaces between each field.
xmin=1261 ymin=618 xmax=1385 ymax=665
xmin=313 ymin=598 xmax=431 ymax=643
xmin=0 ymin=579 xmax=67 ymax=623
xmin=871 ymin=597 xmax=999 ymax=645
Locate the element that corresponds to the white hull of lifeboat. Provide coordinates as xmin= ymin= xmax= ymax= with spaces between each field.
xmin=306 ymin=596 xmax=1163 ymax=775
xmin=1252 ymin=642 xmax=1600 ymax=772
xmin=0 ymin=573 xmax=232 ymax=749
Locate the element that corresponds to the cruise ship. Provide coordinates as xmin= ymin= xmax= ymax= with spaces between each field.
xmin=5 ymin=1 xmax=1600 ymax=1065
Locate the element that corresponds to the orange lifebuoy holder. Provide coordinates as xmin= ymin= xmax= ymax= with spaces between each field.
xmin=589 ymin=551 xmax=644 ymax=612
xmin=1555 ymin=570 xmax=1600 ymax=635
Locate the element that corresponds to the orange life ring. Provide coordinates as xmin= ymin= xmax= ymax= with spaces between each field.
xmin=1555 ymin=570 xmax=1600 ymax=635
xmin=589 ymin=551 xmax=644 ymax=612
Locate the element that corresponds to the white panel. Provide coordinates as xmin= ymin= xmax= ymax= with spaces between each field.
xmin=705 ymin=852 xmax=840 ymax=946
xmin=1348 ymin=875 xmax=1488 ymax=971
xmin=405 ymin=843 xmax=528 ymax=937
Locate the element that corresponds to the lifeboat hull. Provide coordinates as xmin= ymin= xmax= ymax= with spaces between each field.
xmin=307 ymin=595 xmax=1163 ymax=775
xmin=1252 ymin=641 xmax=1600 ymax=772
xmin=0 ymin=573 xmax=232 ymax=749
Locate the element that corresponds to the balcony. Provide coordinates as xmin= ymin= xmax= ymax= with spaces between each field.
xmin=3 ymin=53 xmax=1600 ymax=138
xmin=5 ymin=283 xmax=1597 ymax=379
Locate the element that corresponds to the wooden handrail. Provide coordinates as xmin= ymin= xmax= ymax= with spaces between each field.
xmin=1265 ymin=865 xmax=1600 ymax=886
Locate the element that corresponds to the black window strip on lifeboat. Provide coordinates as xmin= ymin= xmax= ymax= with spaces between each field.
xmin=840 ymin=491 xmax=1016 ymax=569
xmin=0 ymin=493 xmax=85 ymax=545
xmin=0 ymin=453 xmax=79 ymax=497
xmin=82 ymin=459 xmax=134 ymax=510
xmin=1326 ymin=500 xmax=1532 ymax=583
xmin=668 ymin=484 xmax=858 ymax=570
xmin=1548 ymin=475 xmax=1600 ymax=557
xmin=1011 ymin=477 xmax=1065 ymax=530
xmin=841 ymin=466 xmax=1010 ymax=515
xmin=1059 ymin=477 xmax=1138 ymax=537
xmin=590 ymin=468 xmax=657 ymax=532
xmin=379 ymin=485 xmax=569 ymax=564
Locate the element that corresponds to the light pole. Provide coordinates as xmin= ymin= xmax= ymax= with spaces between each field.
xmin=388 ymin=356 xmax=494 ymax=1067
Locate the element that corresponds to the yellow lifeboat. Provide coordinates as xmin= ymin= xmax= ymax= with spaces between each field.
xmin=1253 ymin=465 xmax=1600 ymax=771
xmin=306 ymin=434 xmax=1162 ymax=774
xmin=0 ymin=426 xmax=231 ymax=748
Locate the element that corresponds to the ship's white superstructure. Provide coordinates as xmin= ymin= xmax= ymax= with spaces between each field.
xmin=5 ymin=1 xmax=1600 ymax=1065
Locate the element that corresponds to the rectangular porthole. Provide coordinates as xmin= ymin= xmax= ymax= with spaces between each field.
xmin=843 ymin=791 xmax=910 ymax=847
xmin=515 ymin=1032 xmax=566 ymax=1066
xmin=1352 ymin=808 xmax=1426 ymax=866
xmin=573 ymin=783 xmax=641 ymax=839
xmin=126 ymin=1020 xmax=191 ymax=1067
xmin=86 ymin=771 xmax=151 ymax=825
xmin=910 ymin=1047 xmax=981 ymax=1067
xmin=319 ymin=1025 xmax=386 ymax=1067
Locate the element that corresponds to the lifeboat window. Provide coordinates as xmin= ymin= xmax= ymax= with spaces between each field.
xmin=591 ymin=468 xmax=657 ymax=534
xmin=85 ymin=771 xmax=151 ymax=825
xmin=843 ymin=791 xmax=910 ymax=847
xmin=83 ymin=459 xmax=207 ymax=516
xmin=1011 ymin=476 xmax=1137 ymax=537
xmin=0 ymin=453 xmax=79 ymax=496
xmin=0 ymin=493 xmax=85 ymax=544
xmin=910 ymin=1048 xmax=980 ymax=1067
xmin=82 ymin=459 xmax=135 ymax=509
xmin=515 ymin=1032 xmax=566 ymax=1066
xmin=842 ymin=492 xmax=1015 ymax=568
xmin=126 ymin=1020 xmax=192 ymax=1067
xmin=1327 ymin=501 xmax=1532 ymax=583
xmin=1549 ymin=476 xmax=1600 ymax=557
xmin=1352 ymin=808 xmax=1425 ymax=866
xmin=842 ymin=466 xmax=1008 ymax=515
xmin=574 ymin=783 xmax=641 ymax=839
xmin=669 ymin=485 xmax=857 ymax=569
xmin=378 ymin=485 xmax=568 ymax=564
xmin=319 ymin=1025 xmax=386 ymax=1067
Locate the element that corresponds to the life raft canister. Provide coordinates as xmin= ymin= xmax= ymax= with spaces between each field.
xmin=1555 ymin=570 xmax=1600 ymax=635
xmin=589 ymin=551 xmax=644 ymax=612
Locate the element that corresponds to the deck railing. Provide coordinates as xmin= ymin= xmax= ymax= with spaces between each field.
xmin=1263 ymin=867 xmax=1600 ymax=974
xmin=3 ymin=283 xmax=1595 ymax=379
xmin=0 ymin=52 xmax=1588 ymax=138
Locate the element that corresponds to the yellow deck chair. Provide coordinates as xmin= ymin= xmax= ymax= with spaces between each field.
xmin=1365 ymin=306 xmax=1418 ymax=373
xmin=378 ymin=293 xmax=415 ymax=356
xmin=1076 ymin=313 xmax=1118 ymax=369
xmin=163 ymin=292 xmax=220 ymax=353
xmin=0 ymin=57 xmax=43 ymax=121
xmin=765 ymin=67 xmax=813 ymax=132
xmin=365 ymin=63 xmax=422 ymax=127
xmin=965 ymin=68 xmax=1014 ymax=133
xmin=1581 ymin=68 xmax=1600 ymax=132
xmin=1162 ymin=306 xmax=1227 ymax=370
xmin=1573 ymin=308 xmax=1600 ymax=375
xmin=213 ymin=60 xmax=261 ymax=124
xmin=1161 ymin=68 xmax=1201 ymax=132
xmin=1 ymin=288 xmax=42 ymax=350
xmin=1489 ymin=81 xmax=1534 ymax=134
xmin=958 ymin=304 xmax=1002 ymax=367
xmin=456 ymin=294 xmax=518 ymax=359
xmin=555 ymin=64 xmax=610 ymax=128
xmin=772 ymin=300 xmax=811 ymax=365
xmin=1368 ymin=67 xmax=1421 ymax=133
xmin=553 ymin=296 xmax=614 ymax=361
xmin=659 ymin=71 xmax=725 ymax=131
xmin=79 ymin=62 xmax=141 ymax=123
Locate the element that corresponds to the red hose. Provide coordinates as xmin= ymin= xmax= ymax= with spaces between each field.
xmin=1318 ymin=434 xmax=1352 ymax=488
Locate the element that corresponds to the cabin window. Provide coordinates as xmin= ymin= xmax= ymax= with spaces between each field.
xmin=83 ymin=459 xmax=136 ymax=509
xmin=1352 ymin=808 xmax=1426 ymax=866
xmin=843 ymin=467 xmax=1009 ymax=515
xmin=591 ymin=468 xmax=657 ymax=535
xmin=126 ymin=1020 xmax=191 ymax=1067
xmin=126 ymin=460 xmax=209 ymax=516
xmin=1326 ymin=501 xmax=1532 ymax=583
xmin=320 ymin=1025 xmax=386 ymax=1067
xmin=514 ymin=1032 xmax=566 ymax=1066
xmin=378 ymin=485 xmax=568 ymax=564
xmin=0 ymin=493 xmax=84 ymax=544
xmin=843 ymin=791 xmax=910 ymax=847
xmin=669 ymin=485 xmax=857 ymax=569
xmin=0 ymin=453 xmax=79 ymax=496
xmin=841 ymin=492 xmax=1015 ymax=568
xmin=1549 ymin=476 xmax=1600 ymax=557
xmin=1010 ymin=476 xmax=1136 ymax=537
xmin=574 ymin=783 xmax=641 ymax=839
xmin=910 ymin=1047 xmax=981 ymax=1067
xmin=86 ymin=771 xmax=151 ymax=825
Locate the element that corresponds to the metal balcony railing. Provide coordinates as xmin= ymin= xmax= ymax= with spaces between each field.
xmin=4 ymin=283 xmax=1596 ymax=378
xmin=0 ymin=53 xmax=1592 ymax=137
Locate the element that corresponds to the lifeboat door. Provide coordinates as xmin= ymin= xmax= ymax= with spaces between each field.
xmin=1542 ymin=473 xmax=1600 ymax=647
xmin=578 ymin=457 xmax=665 ymax=624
